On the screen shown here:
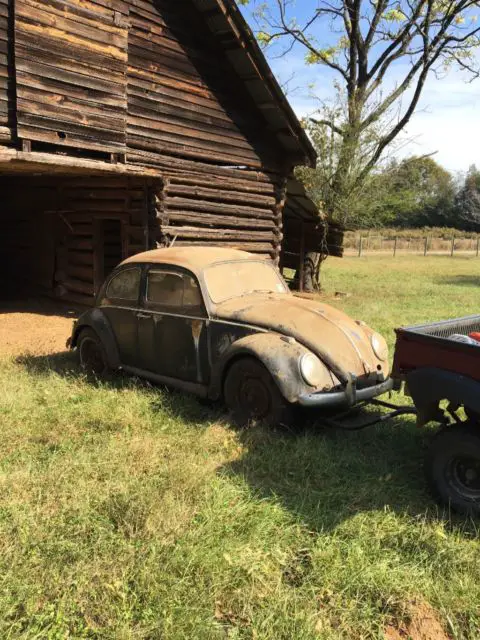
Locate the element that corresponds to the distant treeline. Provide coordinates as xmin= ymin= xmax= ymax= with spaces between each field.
xmin=342 ymin=157 xmax=480 ymax=231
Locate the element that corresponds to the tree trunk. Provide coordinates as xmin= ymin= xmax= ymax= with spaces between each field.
xmin=302 ymin=252 xmax=322 ymax=291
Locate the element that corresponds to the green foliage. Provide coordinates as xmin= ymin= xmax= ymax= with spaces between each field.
xmin=352 ymin=156 xmax=457 ymax=229
xmin=454 ymin=165 xmax=480 ymax=231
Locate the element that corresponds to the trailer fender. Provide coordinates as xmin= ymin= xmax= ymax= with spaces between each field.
xmin=406 ymin=367 xmax=480 ymax=426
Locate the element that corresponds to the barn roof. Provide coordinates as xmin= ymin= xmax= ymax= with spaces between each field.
xmin=192 ymin=0 xmax=317 ymax=169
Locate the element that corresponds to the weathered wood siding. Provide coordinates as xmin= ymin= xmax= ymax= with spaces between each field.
xmin=127 ymin=0 xmax=281 ymax=169
xmin=14 ymin=0 xmax=128 ymax=153
xmin=0 ymin=0 xmax=13 ymax=140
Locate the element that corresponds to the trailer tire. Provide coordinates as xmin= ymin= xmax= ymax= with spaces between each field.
xmin=425 ymin=423 xmax=480 ymax=516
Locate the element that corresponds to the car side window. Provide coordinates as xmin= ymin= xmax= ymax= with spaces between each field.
xmin=105 ymin=267 xmax=141 ymax=303
xmin=147 ymin=272 xmax=184 ymax=307
xmin=146 ymin=270 xmax=204 ymax=315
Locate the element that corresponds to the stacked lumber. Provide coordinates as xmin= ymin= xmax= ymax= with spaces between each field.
xmin=14 ymin=0 xmax=128 ymax=153
xmin=127 ymin=0 xmax=276 ymax=169
xmin=0 ymin=0 xmax=13 ymax=141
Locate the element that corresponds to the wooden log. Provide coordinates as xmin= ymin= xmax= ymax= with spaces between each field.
xmin=173 ymin=239 xmax=274 ymax=253
xmin=160 ymin=225 xmax=276 ymax=241
xmin=166 ymin=210 xmax=276 ymax=230
xmin=166 ymin=197 xmax=275 ymax=220
xmin=167 ymin=174 xmax=277 ymax=196
xmin=165 ymin=184 xmax=275 ymax=207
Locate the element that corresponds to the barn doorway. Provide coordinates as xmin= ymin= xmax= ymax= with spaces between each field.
xmin=93 ymin=218 xmax=126 ymax=295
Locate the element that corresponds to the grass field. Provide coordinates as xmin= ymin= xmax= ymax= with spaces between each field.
xmin=1 ymin=256 xmax=480 ymax=639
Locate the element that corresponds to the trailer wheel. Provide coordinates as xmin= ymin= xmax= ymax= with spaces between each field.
xmin=425 ymin=423 xmax=480 ymax=516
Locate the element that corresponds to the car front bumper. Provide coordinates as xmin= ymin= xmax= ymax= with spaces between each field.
xmin=297 ymin=377 xmax=395 ymax=408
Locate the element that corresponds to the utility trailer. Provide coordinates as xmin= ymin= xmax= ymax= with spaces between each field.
xmin=393 ymin=315 xmax=480 ymax=515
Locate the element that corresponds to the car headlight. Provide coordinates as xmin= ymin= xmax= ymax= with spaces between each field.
xmin=299 ymin=353 xmax=325 ymax=387
xmin=371 ymin=333 xmax=388 ymax=361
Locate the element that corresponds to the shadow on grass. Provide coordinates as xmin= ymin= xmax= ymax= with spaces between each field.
xmin=16 ymin=350 xmax=478 ymax=535
xmin=435 ymin=275 xmax=480 ymax=288
xmin=15 ymin=350 xmax=223 ymax=426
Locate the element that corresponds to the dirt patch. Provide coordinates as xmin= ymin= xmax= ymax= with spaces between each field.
xmin=385 ymin=601 xmax=450 ymax=640
xmin=0 ymin=297 xmax=83 ymax=357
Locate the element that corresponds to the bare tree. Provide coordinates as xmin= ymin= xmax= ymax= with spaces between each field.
xmin=240 ymin=0 xmax=480 ymax=287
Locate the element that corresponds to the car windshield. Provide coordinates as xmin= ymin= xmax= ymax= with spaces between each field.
xmin=204 ymin=260 xmax=288 ymax=303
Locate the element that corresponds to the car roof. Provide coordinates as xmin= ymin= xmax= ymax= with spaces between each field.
xmin=120 ymin=247 xmax=259 ymax=274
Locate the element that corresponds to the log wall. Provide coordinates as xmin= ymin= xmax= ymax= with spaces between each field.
xmin=0 ymin=0 xmax=14 ymax=142
xmin=153 ymin=164 xmax=285 ymax=261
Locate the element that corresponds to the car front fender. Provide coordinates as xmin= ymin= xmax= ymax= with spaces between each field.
xmin=208 ymin=332 xmax=334 ymax=403
xmin=70 ymin=309 xmax=121 ymax=369
xmin=406 ymin=367 xmax=480 ymax=426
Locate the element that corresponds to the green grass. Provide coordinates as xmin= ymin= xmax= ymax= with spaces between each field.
xmin=1 ymin=255 xmax=480 ymax=639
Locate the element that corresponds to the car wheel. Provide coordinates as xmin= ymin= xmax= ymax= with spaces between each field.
xmin=77 ymin=328 xmax=108 ymax=377
xmin=425 ymin=423 xmax=480 ymax=516
xmin=223 ymin=356 xmax=292 ymax=427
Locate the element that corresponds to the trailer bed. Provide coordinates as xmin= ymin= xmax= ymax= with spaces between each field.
xmin=393 ymin=314 xmax=480 ymax=382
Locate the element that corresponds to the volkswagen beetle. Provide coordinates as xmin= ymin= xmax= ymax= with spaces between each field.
xmin=68 ymin=247 xmax=393 ymax=424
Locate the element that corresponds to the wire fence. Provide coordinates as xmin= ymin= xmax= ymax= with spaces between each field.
xmin=344 ymin=235 xmax=480 ymax=257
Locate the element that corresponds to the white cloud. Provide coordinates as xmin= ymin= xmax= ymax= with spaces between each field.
xmin=396 ymin=73 xmax=480 ymax=173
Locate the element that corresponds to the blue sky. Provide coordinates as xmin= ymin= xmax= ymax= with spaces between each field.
xmin=239 ymin=2 xmax=480 ymax=174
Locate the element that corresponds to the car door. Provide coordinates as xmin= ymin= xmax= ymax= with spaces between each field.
xmin=98 ymin=265 xmax=142 ymax=366
xmin=137 ymin=267 xmax=208 ymax=383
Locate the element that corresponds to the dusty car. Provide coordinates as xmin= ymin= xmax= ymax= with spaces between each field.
xmin=68 ymin=247 xmax=392 ymax=424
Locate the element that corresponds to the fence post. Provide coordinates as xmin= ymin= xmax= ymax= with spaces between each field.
xmin=424 ymin=236 xmax=428 ymax=256
xmin=358 ymin=236 xmax=363 ymax=257
xmin=393 ymin=236 xmax=398 ymax=257
xmin=451 ymin=236 xmax=455 ymax=257
xmin=477 ymin=237 xmax=480 ymax=257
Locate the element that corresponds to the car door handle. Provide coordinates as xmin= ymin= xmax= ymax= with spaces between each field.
xmin=136 ymin=312 xmax=150 ymax=319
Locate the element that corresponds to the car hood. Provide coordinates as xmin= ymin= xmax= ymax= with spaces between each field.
xmin=214 ymin=293 xmax=389 ymax=382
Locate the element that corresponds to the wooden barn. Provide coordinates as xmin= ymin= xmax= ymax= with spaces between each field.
xmin=0 ymin=0 xmax=342 ymax=304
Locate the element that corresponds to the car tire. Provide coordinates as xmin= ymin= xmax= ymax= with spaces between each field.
xmin=223 ymin=356 xmax=292 ymax=427
xmin=425 ymin=423 xmax=480 ymax=516
xmin=77 ymin=328 xmax=109 ymax=377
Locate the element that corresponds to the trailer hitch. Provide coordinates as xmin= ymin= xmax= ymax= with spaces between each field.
xmin=319 ymin=397 xmax=417 ymax=431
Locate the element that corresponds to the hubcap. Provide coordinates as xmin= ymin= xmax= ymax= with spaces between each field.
xmin=239 ymin=377 xmax=270 ymax=419
xmin=448 ymin=455 xmax=480 ymax=501
xmin=80 ymin=338 xmax=104 ymax=374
